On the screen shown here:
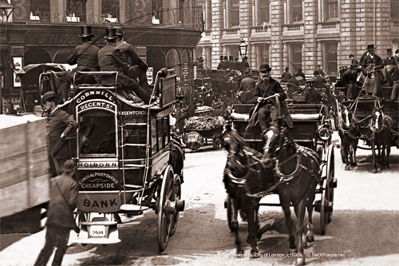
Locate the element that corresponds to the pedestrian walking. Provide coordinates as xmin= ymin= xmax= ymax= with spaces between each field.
xmin=34 ymin=160 xmax=79 ymax=266
xmin=42 ymin=91 xmax=78 ymax=177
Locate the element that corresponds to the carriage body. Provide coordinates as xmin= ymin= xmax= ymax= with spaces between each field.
xmin=41 ymin=71 xmax=185 ymax=250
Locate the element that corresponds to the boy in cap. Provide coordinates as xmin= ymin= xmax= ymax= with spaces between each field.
xmin=247 ymin=64 xmax=293 ymax=134
xmin=42 ymin=91 xmax=78 ymax=177
xmin=280 ymin=67 xmax=292 ymax=83
xmin=34 ymin=160 xmax=79 ymax=266
xmin=58 ymin=26 xmax=100 ymax=102
xmin=113 ymin=26 xmax=151 ymax=95
xmin=349 ymin=54 xmax=359 ymax=69
xmin=98 ymin=28 xmax=152 ymax=103
xmin=361 ymin=44 xmax=383 ymax=96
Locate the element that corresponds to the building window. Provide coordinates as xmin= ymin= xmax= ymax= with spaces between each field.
xmin=392 ymin=0 xmax=399 ymax=20
xmin=257 ymin=44 xmax=269 ymax=69
xmin=152 ymin=0 xmax=162 ymax=23
xmin=325 ymin=0 xmax=338 ymax=20
xmin=258 ymin=0 xmax=270 ymax=25
xmin=66 ymin=0 xmax=87 ymax=23
xmin=29 ymin=0 xmax=50 ymax=22
xmin=290 ymin=43 xmax=302 ymax=73
xmin=290 ymin=0 xmax=302 ymax=23
xmin=102 ymin=0 xmax=119 ymax=23
xmin=325 ymin=41 xmax=337 ymax=75
xmin=229 ymin=0 xmax=239 ymax=27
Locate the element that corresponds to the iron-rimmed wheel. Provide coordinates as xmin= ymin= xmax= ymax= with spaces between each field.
xmin=157 ymin=165 xmax=174 ymax=252
xmin=320 ymin=145 xmax=334 ymax=234
xmin=169 ymin=174 xmax=182 ymax=236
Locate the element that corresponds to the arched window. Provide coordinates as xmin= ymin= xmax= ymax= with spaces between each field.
xmin=146 ymin=48 xmax=166 ymax=74
xmin=53 ymin=49 xmax=74 ymax=63
xmin=24 ymin=48 xmax=51 ymax=65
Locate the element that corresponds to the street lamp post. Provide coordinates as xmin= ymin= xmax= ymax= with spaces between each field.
xmin=0 ymin=0 xmax=14 ymax=23
xmin=238 ymin=39 xmax=248 ymax=58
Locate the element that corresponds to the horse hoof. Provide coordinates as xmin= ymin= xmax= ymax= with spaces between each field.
xmin=289 ymin=248 xmax=297 ymax=254
xmin=251 ymin=248 xmax=260 ymax=258
xmin=345 ymin=166 xmax=350 ymax=171
xmin=296 ymin=257 xmax=305 ymax=265
xmin=372 ymin=169 xmax=378 ymax=174
xmin=236 ymin=249 xmax=244 ymax=257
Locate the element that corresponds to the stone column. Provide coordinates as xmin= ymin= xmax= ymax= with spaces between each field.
xmin=303 ymin=0 xmax=317 ymax=75
xmin=211 ymin=0 xmax=223 ymax=69
xmin=270 ymin=0 xmax=284 ymax=76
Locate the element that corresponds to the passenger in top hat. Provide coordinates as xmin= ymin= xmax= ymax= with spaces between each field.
xmin=383 ymin=48 xmax=398 ymax=84
xmin=58 ymin=25 xmax=100 ymax=102
xmin=113 ymin=26 xmax=151 ymax=95
xmin=247 ymin=64 xmax=293 ymax=137
xmin=361 ymin=44 xmax=383 ymax=96
xmin=42 ymin=91 xmax=78 ymax=177
xmin=98 ymin=28 xmax=152 ymax=103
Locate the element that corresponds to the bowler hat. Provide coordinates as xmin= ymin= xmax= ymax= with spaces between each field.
xmin=349 ymin=54 xmax=354 ymax=58
xmin=105 ymin=28 xmax=118 ymax=40
xmin=79 ymin=26 xmax=94 ymax=38
xmin=259 ymin=64 xmax=271 ymax=72
xmin=223 ymin=56 xmax=228 ymax=60
xmin=113 ymin=26 xmax=124 ymax=36
xmin=62 ymin=160 xmax=77 ymax=173
xmin=220 ymin=56 xmax=223 ymax=60
xmin=42 ymin=91 xmax=59 ymax=103
xmin=367 ymin=44 xmax=375 ymax=50
xmin=387 ymin=48 xmax=392 ymax=53
xmin=314 ymin=70 xmax=319 ymax=75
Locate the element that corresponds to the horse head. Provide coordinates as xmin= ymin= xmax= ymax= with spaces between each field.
xmin=261 ymin=125 xmax=284 ymax=168
xmin=222 ymin=125 xmax=248 ymax=178
xmin=371 ymin=106 xmax=385 ymax=132
xmin=339 ymin=104 xmax=353 ymax=130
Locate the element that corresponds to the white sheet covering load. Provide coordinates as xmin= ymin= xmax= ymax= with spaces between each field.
xmin=0 ymin=114 xmax=45 ymax=129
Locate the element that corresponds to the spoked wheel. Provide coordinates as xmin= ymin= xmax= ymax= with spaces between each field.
xmin=169 ymin=174 xmax=182 ymax=237
xmin=320 ymin=146 xmax=335 ymax=234
xmin=157 ymin=165 xmax=174 ymax=252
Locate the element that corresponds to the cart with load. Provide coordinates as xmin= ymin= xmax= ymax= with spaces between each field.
xmin=228 ymin=96 xmax=337 ymax=234
xmin=183 ymin=115 xmax=225 ymax=151
xmin=38 ymin=69 xmax=185 ymax=251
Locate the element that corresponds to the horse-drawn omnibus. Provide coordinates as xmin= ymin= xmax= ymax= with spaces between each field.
xmin=38 ymin=69 xmax=185 ymax=251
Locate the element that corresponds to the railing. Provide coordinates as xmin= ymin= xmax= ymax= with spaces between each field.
xmin=224 ymin=28 xmax=239 ymax=35
xmin=322 ymin=23 xmax=336 ymax=29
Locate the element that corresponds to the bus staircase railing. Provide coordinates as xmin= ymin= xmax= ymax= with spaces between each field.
xmin=119 ymin=70 xmax=164 ymax=214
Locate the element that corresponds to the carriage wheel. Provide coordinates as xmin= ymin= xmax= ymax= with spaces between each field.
xmin=320 ymin=146 xmax=335 ymax=234
xmin=157 ymin=165 xmax=174 ymax=252
xmin=169 ymin=174 xmax=182 ymax=237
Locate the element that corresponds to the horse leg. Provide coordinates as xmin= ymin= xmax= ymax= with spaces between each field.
xmin=294 ymin=200 xmax=307 ymax=265
xmin=352 ymin=139 xmax=358 ymax=166
xmin=245 ymin=203 xmax=260 ymax=257
xmin=229 ymin=196 xmax=243 ymax=255
xmin=279 ymin=195 xmax=296 ymax=252
xmin=306 ymin=190 xmax=315 ymax=243
xmin=386 ymin=143 xmax=391 ymax=169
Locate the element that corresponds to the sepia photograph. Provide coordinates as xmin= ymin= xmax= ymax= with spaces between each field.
xmin=1 ymin=0 xmax=398 ymax=265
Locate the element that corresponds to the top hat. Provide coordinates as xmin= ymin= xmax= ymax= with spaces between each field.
xmin=104 ymin=28 xmax=118 ymax=40
xmin=314 ymin=70 xmax=319 ymax=75
xmin=79 ymin=26 xmax=94 ymax=38
xmin=349 ymin=54 xmax=354 ymax=58
xmin=42 ymin=91 xmax=59 ymax=103
xmin=220 ymin=56 xmax=223 ymax=60
xmin=113 ymin=26 xmax=124 ymax=36
xmin=260 ymin=64 xmax=272 ymax=72
xmin=387 ymin=48 xmax=392 ymax=53
xmin=229 ymin=56 xmax=233 ymax=60
xmin=62 ymin=160 xmax=78 ymax=173
xmin=367 ymin=44 xmax=375 ymax=50
xmin=223 ymin=56 xmax=228 ymax=60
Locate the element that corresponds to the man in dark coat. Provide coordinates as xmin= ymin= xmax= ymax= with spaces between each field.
xmin=238 ymin=68 xmax=255 ymax=103
xmin=340 ymin=65 xmax=358 ymax=100
xmin=280 ymin=67 xmax=292 ymax=82
xmin=58 ymin=26 xmax=100 ymax=102
xmin=42 ymin=91 xmax=78 ymax=177
xmin=349 ymin=54 xmax=359 ymax=69
xmin=361 ymin=44 xmax=383 ymax=96
xmin=114 ymin=27 xmax=151 ymax=94
xmin=248 ymin=64 xmax=293 ymax=132
xmin=34 ymin=160 xmax=79 ymax=266
xmin=98 ymin=28 xmax=151 ymax=103
xmin=383 ymin=48 xmax=398 ymax=84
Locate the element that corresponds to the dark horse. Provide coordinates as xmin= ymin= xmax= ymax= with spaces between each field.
xmin=222 ymin=126 xmax=274 ymax=257
xmin=222 ymin=124 xmax=319 ymax=264
xmin=369 ymin=106 xmax=393 ymax=172
xmin=261 ymin=124 xmax=320 ymax=265
xmin=338 ymin=103 xmax=360 ymax=170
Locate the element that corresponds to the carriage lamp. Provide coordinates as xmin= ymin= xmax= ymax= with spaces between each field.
xmin=317 ymin=123 xmax=332 ymax=141
xmin=238 ymin=40 xmax=248 ymax=58
xmin=0 ymin=0 xmax=14 ymax=23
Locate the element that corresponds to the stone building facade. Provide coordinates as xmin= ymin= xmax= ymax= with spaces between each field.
xmin=197 ymin=0 xmax=399 ymax=77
